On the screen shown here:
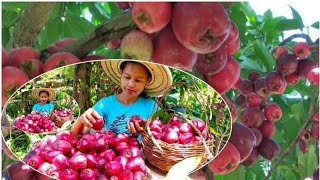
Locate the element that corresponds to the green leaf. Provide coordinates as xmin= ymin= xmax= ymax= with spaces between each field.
xmin=289 ymin=6 xmax=304 ymax=30
xmin=253 ymin=40 xmax=275 ymax=71
xmin=277 ymin=19 xmax=302 ymax=31
xmin=311 ymin=21 xmax=319 ymax=29
xmin=218 ymin=165 xmax=246 ymax=180
xmin=240 ymin=2 xmax=257 ymax=26
xmin=239 ymin=55 xmax=265 ymax=72
xmin=2 ymin=28 xmax=11 ymax=47
xmin=2 ymin=2 xmax=27 ymax=12
xmin=298 ymin=145 xmax=318 ymax=178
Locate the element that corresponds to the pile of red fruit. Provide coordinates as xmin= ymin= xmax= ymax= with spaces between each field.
xmin=52 ymin=109 xmax=72 ymax=117
xmin=208 ymin=41 xmax=319 ymax=174
xmin=23 ymin=130 xmax=147 ymax=180
xmin=51 ymin=109 xmax=73 ymax=127
xmin=14 ymin=112 xmax=55 ymax=133
xmin=149 ymin=116 xmax=209 ymax=145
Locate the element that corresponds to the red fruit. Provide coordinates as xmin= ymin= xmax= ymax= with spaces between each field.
xmin=299 ymin=139 xmax=309 ymax=154
xmin=152 ymin=25 xmax=197 ymax=71
xmin=2 ymin=47 xmax=9 ymax=66
xmin=248 ymin=72 xmax=261 ymax=82
xmin=151 ymin=131 xmax=162 ymax=140
xmin=179 ymin=132 xmax=194 ymax=144
xmin=276 ymin=54 xmax=298 ymax=75
xmin=126 ymin=156 xmax=146 ymax=172
xmin=104 ymin=161 xmax=122 ymax=176
xmin=272 ymin=46 xmax=288 ymax=59
xmin=43 ymin=52 xmax=80 ymax=72
xmin=259 ymin=121 xmax=276 ymax=138
xmin=257 ymin=137 xmax=280 ymax=161
xmin=192 ymin=119 xmax=206 ymax=132
xmin=254 ymin=77 xmax=269 ymax=98
xmin=179 ymin=122 xmax=193 ymax=134
xmin=118 ymin=169 xmax=134 ymax=180
xmin=53 ymin=140 xmax=72 ymax=154
xmin=120 ymin=30 xmax=153 ymax=61
xmin=79 ymin=168 xmax=98 ymax=180
xmin=97 ymin=157 xmax=107 ymax=169
xmin=169 ymin=116 xmax=183 ymax=127
xmin=128 ymin=138 xmax=141 ymax=149
xmin=250 ymin=128 xmax=262 ymax=147
xmin=96 ymin=173 xmax=109 ymax=180
xmin=2 ymin=66 xmax=29 ymax=106
xmin=114 ymin=156 xmax=129 ymax=170
xmin=45 ymin=151 xmax=63 ymax=163
xmin=131 ymin=2 xmax=172 ymax=33
xmin=103 ymin=149 xmax=117 ymax=161
xmin=150 ymin=118 xmax=162 ymax=126
xmin=119 ymin=148 xmax=133 ymax=159
xmin=265 ymin=71 xmax=287 ymax=94
xmin=299 ymin=129 xmax=311 ymax=141
xmin=263 ymin=103 xmax=282 ymax=122
xmin=311 ymin=122 xmax=319 ymax=140
xmin=205 ymin=56 xmax=240 ymax=94
xmin=10 ymin=47 xmax=40 ymax=67
xmin=240 ymin=107 xmax=264 ymax=128
xmin=314 ymin=112 xmax=319 ymax=122
xmin=307 ymin=67 xmax=320 ymax=85
xmin=115 ymin=2 xmax=130 ymax=10
xmin=77 ymin=138 xmax=95 ymax=153
xmin=110 ymin=176 xmax=120 ymax=180
xmin=106 ymin=37 xmax=122 ymax=50
xmin=26 ymin=155 xmax=44 ymax=169
xmin=297 ymin=58 xmax=316 ymax=79
xmin=52 ymin=154 xmax=70 ymax=170
xmin=195 ymin=46 xmax=227 ymax=75
xmin=59 ymin=168 xmax=79 ymax=180
xmin=208 ymin=142 xmax=241 ymax=175
xmin=117 ymin=133 xmax=129 ymax=143
xmin=293 ymin=42 xmax=310 ymax=58
xmin=81 ymin=55 xmax=107 ymax=61
xmin=133 ymin=171 xmax=146 ymax=180
xmin=130 ymin=146 xmax=141 ymax=157
xmin=241 ymin=148 xmax=259 ymax=166
xmin=69 ymin=154 xmax=87 ymax=170
xmin=48 ymin=38 xmax=77 ymax=54
xmin=285 ymin=72 xmax=300 ymax=85
xmin=92 ymin=117 xmax=104 ymax=130
xmin=85 ymin=153 xmax=98 ymax=168
xmin=221 ymin=22 xmax=240 ymax=55
xmin=6 ymin=162 xmax=33 ymax=180
xmin=129 ymin=115 xmax=146 ymax=126
xmin=229 ymin=123 xmax=256 ymax=162
xmin=162 ymin=130 xmax=179 ymax=144
xmin=56 ymin=130 xmax=74 ymax=142
xmin=150 ymin=124 xmax=162 ymax=133
xmin=235 ymin=94 xmax=246 ymax=108
xmin=245 ymin=92 xmax=262 ymax=107
xmin=172 ymin=2 xmax=231 ymax=54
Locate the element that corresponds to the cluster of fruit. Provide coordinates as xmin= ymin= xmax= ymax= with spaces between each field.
xmin=149 ymin=116 xmax=209 ymax=145
xmin=23 ymin=130 xmax=147 ymax=180
xmin=208 ymin=41 xmax=319 ymax=174
xmin=14 ymin=112 xmax=56 ymax=133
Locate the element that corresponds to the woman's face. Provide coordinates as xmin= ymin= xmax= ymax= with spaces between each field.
xmin=39 ymin=92 xmax=49 ymax=104
xmin=120 ymin=62 xmax=151 ymax=98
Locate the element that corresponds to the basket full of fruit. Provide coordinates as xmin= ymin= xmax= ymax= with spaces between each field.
xmin=141 ymin=80 xmax=214 ymax=172
xmin=50 ymin=109 xmax=73 ymax=128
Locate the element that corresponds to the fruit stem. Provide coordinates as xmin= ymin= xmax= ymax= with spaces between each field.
xmin=264 ymin=89 xmax=318 ymax=179
xmin=279 ymin=33 xmax=313 ymax=46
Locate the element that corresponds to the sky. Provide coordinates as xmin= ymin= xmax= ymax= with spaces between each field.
xmin=249 ymin=1 xmax=319 ymax=42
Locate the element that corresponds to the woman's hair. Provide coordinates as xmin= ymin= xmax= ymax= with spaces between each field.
xmin=119 ymin=61 xmax=151 ymax=99
xmin=39 ymin=90 xmax=50 ymax=103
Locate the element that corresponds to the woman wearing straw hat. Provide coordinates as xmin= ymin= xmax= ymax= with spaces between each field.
xmin=31 ymin=88 xmax=55 ymax=115
xmin=71 ymin=60 xmax=173 ymax=136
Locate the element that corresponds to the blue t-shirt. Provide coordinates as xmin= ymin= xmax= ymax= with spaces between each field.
xmin=32 ymin=103 xmax=54 ymax=114
xmin=93 ymin=95 xmax=157 ymax=135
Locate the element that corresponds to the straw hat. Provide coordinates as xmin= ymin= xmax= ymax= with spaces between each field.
xmin=101 ymin=59 xmax=173 ymax=97
xmin=32 ymin=88 xmax=56 ymax=101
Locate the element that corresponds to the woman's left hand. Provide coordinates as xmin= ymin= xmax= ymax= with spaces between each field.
xmin=128 ymin=121 xmax=144 ymax=134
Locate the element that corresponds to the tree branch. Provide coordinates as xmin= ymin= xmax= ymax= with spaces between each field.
xmin=6 ymin=2 xmax=56 ymax=49
xmin=279 ymin=33 xmax=314 ymax=46
xmin=41 ymin=10 xmax=137 ymax=61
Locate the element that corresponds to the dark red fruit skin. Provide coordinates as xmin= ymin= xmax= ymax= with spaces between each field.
xmin=208 ymin=142 xmax=241 ymax=175
xmin=276 ymin=54 xmax=298 ymax=75
xmin=79 ymin=168 xmax=98 ymax=180
xmin=245 ymin=92 xmax=262 ymax=107
xmin=195 ymin=46 xmax=227 ymax=75
xmin=313 ymin=167 xmax=319 ymax=180
xmin=250 ymin=128 xmax=262 ymax=147
xmin=254 ymin=77 xmax=269 ymax=98
xmin=266 ymin=71 xmax=287 ymax=94
xmin=151 ymin=25 xmax=197 ymax=71
xmin=311 ymin=122 xmax=319 ymax=141
xmin=297 ymin=58 xmax=316 ymax=79
xmin=272 ymin=46 xmax=288 ymax=59
xmin=26 ymin=155 xmax=44 ymax=169
xmin=5 ymin=162 xmax=33 ymax=180
xmin=259 ymin=121 xmax=275 ymax=138
xmin=205 ymin=56 xmax=240 ymax=94
xmin=10 ymin=47 xmax=40 ymax=67
xmin=299 ymin=129 xmax=311 ymax=141
xmin=115 ymin=2 xmax=130 ymax=10
xmin=131 ymin=2 xmax=172 ymax=33
xmin=241 ymin=148 xmax=259 ymax=167
xmin=172 ymin=2 xmax=231 ymax=54
xmin=18 ymin=59 xmax=44 ymax=78
xmin=285 ymin=72 xmax=300 ymax=85
xmin=235 ymin=94 xmax=246 ymax=108
xmin=263 ymin=103 xmax=282 ymax=122
xmin=229 ymin=123 xmax=256 ymax=162
xmin=118 ymin=169 xmax=134 ymax=180
xmin=248 ymin=72 xmax=261 ymax=82
xmin=307 ymin=67 xmax=320 ymax=85
xmin=293 ymin=42 xmax=310 ymax=58
xmin=299 ymin=139 xmax=309 ymax=154
xmin=52 ymin=154 xmax=70 ymax=170
xmin=221 ymin=22 xmax=240 ymax=55
xmin=69 ymin=154 xmax=87 ymax=170
xmin=59 ymin=168 xmax=79 ymax=180
xmin=257 ymin=137 xmax=280 ymax=161
xmin=53 ymin=139 xmax=72 ymax=154
xmin=240 ymin=107 xmax=264 ymax=128
xmin=92 ymin=117 xmax=104 ymax=131
xmin=2 ymin=47 xmax=9 ymax=66
xmin=43 ymin=52 xmax=81 ymax=72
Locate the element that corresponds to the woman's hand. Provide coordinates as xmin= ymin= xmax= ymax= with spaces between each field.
xmin=128 ymin=121 xmax=144 ymax=134
xmin=78 ymin=108 xmax=101 ymax=128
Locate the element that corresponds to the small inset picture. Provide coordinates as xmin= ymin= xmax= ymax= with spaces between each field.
xmin=5 ymin=87 xmax=80 ymax=134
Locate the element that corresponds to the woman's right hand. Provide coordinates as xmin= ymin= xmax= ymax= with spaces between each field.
xmin=78 ymin=108 xmax=101 ymax=128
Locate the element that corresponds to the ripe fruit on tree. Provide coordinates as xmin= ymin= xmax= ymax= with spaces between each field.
xmin=43 ymin=52 xmax=81 ymax=72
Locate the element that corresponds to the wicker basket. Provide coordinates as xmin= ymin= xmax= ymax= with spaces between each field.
xmin=141 ymin=80 xmax=215 ymax=172
xmin=50 ymin=112 xmax=73 ymax=128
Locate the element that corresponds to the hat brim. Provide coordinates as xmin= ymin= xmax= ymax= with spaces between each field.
xmin=32 ymin=88 xmax=56 ymax=101
xmin=101 ymin=59 xmax=173 ymax=97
